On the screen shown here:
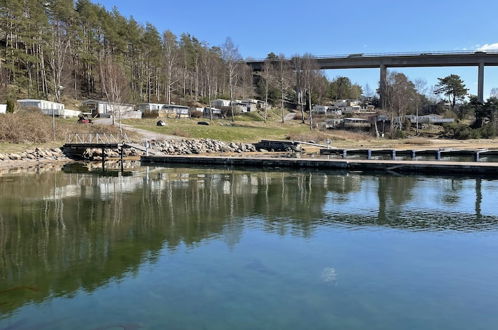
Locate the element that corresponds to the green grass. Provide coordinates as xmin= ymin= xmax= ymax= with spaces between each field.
xmin=123 ymin=118 xmax=311 ymax=143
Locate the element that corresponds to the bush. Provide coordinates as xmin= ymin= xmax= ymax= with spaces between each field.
xmin=389 ymin=129 xmax=407 ymax=139
xmin=142 ymin=110 xmax=159 ymax=118
xmin=6 ymin=98 xmax=16 ymax=113
xmin=293 ymin=113 xmax=308 ymax=121
xmin=190 ymin=110 xmax=203 ymax=118
xmin=442 ymin=122 xmax=497 ymax=139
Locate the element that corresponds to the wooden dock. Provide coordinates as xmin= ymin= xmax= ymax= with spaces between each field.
xmin=140 ymin=155 xmax=498 ymax=176
xmin=320 ymin=148 xmax=498 ymax=161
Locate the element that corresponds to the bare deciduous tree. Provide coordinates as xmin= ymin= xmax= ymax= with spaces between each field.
xmin=162 ymin=30 xmax=179 ymax=105
xmin=385 ymin=72 xmax=417 ymax=133
xmin=222 ymin=38 xmax=241 ymax=122
xmin=100 ymin=56 xmax=129 ymax=134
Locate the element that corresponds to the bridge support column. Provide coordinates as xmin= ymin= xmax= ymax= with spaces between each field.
xmin=380 ymin=65 xmax=387 ymax=109
xmin=478 ymin=63 xmax=485 ymax=103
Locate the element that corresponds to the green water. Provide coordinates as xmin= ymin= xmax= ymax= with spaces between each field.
xmin=1 ymin=165 xmax=498 ymax=329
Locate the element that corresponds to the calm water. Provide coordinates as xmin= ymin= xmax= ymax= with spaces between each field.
xmin=1 ymin=165 xmax=498 ymax=329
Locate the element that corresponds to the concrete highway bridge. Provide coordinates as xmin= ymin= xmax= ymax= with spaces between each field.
xmin=246 ymin=51 xmax=498 ymax=103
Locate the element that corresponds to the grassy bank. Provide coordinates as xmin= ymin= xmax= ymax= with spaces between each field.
xmin=0 ymin=110 xmax=126 ymax=153
xmin=122 ymin=118 xmax=316 ymax=142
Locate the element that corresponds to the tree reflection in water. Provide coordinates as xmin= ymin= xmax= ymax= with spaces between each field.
xmin=0 ymin=167 xmax=497 ymax=317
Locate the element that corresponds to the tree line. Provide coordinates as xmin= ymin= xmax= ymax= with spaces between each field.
xmin=0 ymin=0 xmax=364 ymax=112
xmin=0 ymin=0 xmax=255 ymax=106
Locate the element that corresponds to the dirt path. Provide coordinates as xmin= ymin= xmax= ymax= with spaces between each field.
xmin=93 ymin=118 xmax=180 ymax=141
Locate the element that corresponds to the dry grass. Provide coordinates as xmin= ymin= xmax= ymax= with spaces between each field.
xmin=171 ymin=128 xmax=191 ymax=138
xmin=402 ymin=138 xmax=434 ymax=145
xmin=286 ymin=131 xmax=331 ymax=143
xmin=0 ymin=109 xmax=123 ymax=144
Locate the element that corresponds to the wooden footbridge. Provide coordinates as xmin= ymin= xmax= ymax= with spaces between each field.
xmin=63 ymin=133 xmax=152 ymax=165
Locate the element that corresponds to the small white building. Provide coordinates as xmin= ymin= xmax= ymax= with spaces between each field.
xmin=203 ymin=107 xmax=222 ymax=118
xmin=0 ymin=104 xmax=6 ymax=114
xmin=137 ymin=103 xmax=165 ymax=112
xmin=17 ymin=99 xmax=65 ymax=115
xmin=63 ymin=109 xmax=83 ymax=118
xmin=312 ymin=105 xmax=329 ymax=114
xmin=239 ymin=99 xmax=258 ymax=112
xmin=82 ymin=100 xmax=135 ymax=117
xmin=211 ymin=99 xmax=231 ymax=109
xmin=159 ymin=104 xmax=190 ymax=118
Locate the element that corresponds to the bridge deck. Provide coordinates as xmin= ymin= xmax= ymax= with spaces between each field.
xmin=247 ymin=52 xmax=498 ymax=70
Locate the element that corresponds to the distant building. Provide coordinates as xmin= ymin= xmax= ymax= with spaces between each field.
xmin=82 ymin=99 xmax=135 ymax=117
xmin=342 ymin=105 xmax=362 ymax=114
xmin=17 ymin=99 xmax=80 ymax=118
xmin=137 ymin=103 xmax=165 ymax=112
xmin=203 ymin=107 xmax=222 ymax=118
xmin=491 ymin=88 xmax=498 ymax=98
xmin=405 ymin=114 xmax=454 ymax=125
xmin=240 ymin=99 xmax=258 ymax=112
xmin=0 ymin=104 xmax=6 ymax=114
xmin=17 ymin=99 xmax=64 ymax=113
xmin=211 ymin=99 xmax=231 ymax=108
xmin=312 ymin=105 xmax=329 ymax=114
xmin=159 ymin=104 xmax=190 ymax=118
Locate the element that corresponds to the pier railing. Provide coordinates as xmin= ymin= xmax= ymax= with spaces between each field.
xmin=65 ymin=133 xmax=130 ymax=144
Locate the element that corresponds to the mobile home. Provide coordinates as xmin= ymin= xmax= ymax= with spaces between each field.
xmin=82 ymin=100 xmax=135 ymax=117
xmin=159 ymin=105 xmax=190 ymax=118
xmin=17 ymin=99 xmax=65 ymax=116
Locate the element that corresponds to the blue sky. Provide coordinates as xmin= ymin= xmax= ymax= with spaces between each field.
xmin=96 ymin=0 xmax=498 ymax=98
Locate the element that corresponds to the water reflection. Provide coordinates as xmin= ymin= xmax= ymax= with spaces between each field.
xmin=0 ymin=166 xmax=497 ymax=319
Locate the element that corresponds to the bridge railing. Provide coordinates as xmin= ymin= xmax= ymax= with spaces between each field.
xmin=246 ymin=50 xmax=498 ymax=62
xmin=65 ymin=133 xmax=130 ymax=144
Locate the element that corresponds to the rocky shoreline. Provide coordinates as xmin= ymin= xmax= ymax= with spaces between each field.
xmin=70 ymin=138 xmax=261 ymax=160
xmin=0 ymin=138 xmax=300 ymax=169
xmin=0 ymin=147 xmax=69 ymax=162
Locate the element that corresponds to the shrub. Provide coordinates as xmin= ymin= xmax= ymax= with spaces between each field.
xmin=190 ymin=110 xmax=203 ymax=118
xmin=6 ymin=98 xmax=16 ymax=113
xmin=442 ymin=122 xmax=497 ymax=139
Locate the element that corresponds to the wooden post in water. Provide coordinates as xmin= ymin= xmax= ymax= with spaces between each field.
xmin=391 ymin=150 xmax=396 ymax=160
xmin=342 ymin=150 xmax=348 ymax=159
xmin=367 ymin=149 xmax=372 ymax=160
xmin=101 ymin=147 xmax=105 ymax=170
xmin=474 ymin=151 xmax=481 ymax=162
xmin=436 ymin=150 xmax=441 ymax=161
xmin=120 ymin=147 xmax=124 ymax=172
xmin=411 ymin=150 xmax=416 ymax=159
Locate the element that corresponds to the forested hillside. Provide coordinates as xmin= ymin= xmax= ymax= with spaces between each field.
xmin=0 ymin=0 xmax=256 ymax=105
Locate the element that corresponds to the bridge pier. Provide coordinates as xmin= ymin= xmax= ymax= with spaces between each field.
xmin=478 ymin=63 xmax=485 ymax=103
xmin=380 ymin=65 xmax=387 ymax=109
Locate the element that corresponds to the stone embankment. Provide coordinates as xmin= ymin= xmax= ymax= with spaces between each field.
xmin=0 ymin=148 xmax=69 ymax=162
xmin=149 ymin=139 xmax=257 ymax=155
xmin=79 ymin=138 xmax=259 ymax=160
xmin=0 ymin=138 xmax=294 ymax=166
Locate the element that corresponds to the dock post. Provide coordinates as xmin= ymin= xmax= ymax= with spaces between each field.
xmin=367 ymin=149 xmax=372 ymax=160
xmin=436 ymin=150 xmax=441 ymax=161
xmin=411 ymin=150 xmax=416 ymax=159
xmin=474 ymin=152 xmax=480 ymax=162
xmin=391 ymin=150 xmax=396 ymax=160
xmin=342 ymin=150 xmax=348 ymax=159
xmin=120 ymin=147 xmax=124 ymax=172
xmin=101 ymin=147 xmax=105 ymax=170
